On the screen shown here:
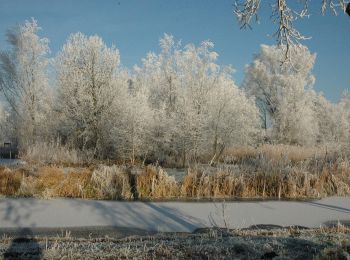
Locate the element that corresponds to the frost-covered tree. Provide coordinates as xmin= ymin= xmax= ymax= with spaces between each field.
xmin=313 ymin=91 xmax=349 ymax=144
xmin=205 ymin=73 xmax=259 ymax=160
xmin=135 ymin=34 xmax=260 ymax=165
xmin=0 ymin=19 xmax=51 ymax=149
xmin=177 ymin=41 xmax=259 ymax=160
xmin=172 ymin=39 xmax=221 ymax=163
xmin=114 ymin=83 xmax=154 ymax=164
xmin=333 ymin=92 xmax=350 ymax=142
xmin=56 ymin=32 xmax=125 ymax=157
xmin=243 ymin=44 xmax=318 ymax=145
xmin=233 ymin=0 xmax=349 ymax=59
xmin=0 ymin=103 xmax=8 ymax=143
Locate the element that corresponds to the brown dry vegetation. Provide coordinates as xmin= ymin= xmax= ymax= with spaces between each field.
xmin=136 ymin=166 xmax=179 ymax=199
xmin=15 ymin=167 xmax=94 ymax=199
xmin=0 ymin=167 xmax=22 ymax=196
xmin=55 ymin=170 xmax=94 ymax=198
xmin=222 ymin=144 xmax=328 ymax=164
xmin=180 ymin=166 xmax=350 ymax=199
xmin=1 ymin=145 xmax=350 ymax=200
xmin=91 ymin=165 xmax=132 ymax=199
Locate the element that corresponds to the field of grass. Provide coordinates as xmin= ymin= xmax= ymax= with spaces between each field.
xmin=1 ymin=144 xmax=350 ymax=200
xmin=0 ymin=225 xmax=349 ymax=259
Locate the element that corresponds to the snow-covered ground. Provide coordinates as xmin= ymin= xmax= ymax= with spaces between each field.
xmin=0 ymin=197 xmax=349 ymax=232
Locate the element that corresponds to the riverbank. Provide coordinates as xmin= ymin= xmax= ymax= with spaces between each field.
xmin=0 ymin=225 xmax=349 ymax=259
xmin=1 ymin=162 xmax=350 ymax=201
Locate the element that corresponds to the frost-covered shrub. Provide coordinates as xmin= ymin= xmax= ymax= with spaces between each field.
xmin=22 ymin=142 xmax=87 ymax=165
xmin=91 ymin=165 xmax=132 ymax=199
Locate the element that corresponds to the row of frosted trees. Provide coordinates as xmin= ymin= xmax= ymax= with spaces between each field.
xmin=0 ymin=20 xmax=349 ymax=164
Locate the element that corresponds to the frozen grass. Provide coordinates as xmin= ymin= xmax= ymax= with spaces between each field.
xmin=21 ymin=142 xmax=89 ymax=166
xmin=1 ymin=144 xmax=350 ymax=200
xmin=0 ymin=225 xmax=349 ymax=259
xmin=180 ymin=144 xmax=350 ymax=199
xmin=180 ymin=166 xmax=350 ymax=199
xmin=222 ymin=144 xmax=328 ymax=164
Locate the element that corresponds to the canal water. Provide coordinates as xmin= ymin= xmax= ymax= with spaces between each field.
xmin=0 ymin=159 xmax=24 ymax=166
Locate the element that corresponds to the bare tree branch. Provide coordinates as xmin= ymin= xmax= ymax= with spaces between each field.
xmin=233 ymin=0 xmax=349 ymax=61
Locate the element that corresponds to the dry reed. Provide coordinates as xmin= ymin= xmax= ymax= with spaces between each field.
xmin=0 ymin=144 xmax=349 ymax=200
xmin=0 ymin=167 xmax=22 ymax=196
xmin=136 ymin=166 xmax=179 ymax=199
xmin=91 ymin=165 xmax=132 ymax=200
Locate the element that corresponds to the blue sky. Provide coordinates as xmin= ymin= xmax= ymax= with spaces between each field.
xmin=0 ymin=0 xmax=349 ymax=101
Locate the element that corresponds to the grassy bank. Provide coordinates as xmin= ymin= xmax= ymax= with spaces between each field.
xmin=0 ymin=225 xmax=349 ymax=259
xmin=1 ymin=145 xmax=350 ymax=200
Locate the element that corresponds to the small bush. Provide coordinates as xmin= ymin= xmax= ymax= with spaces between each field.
xmin=21 ymin=142 xmax=89 ymax=165
xmin=181 ymin=169 xmax=252 ymax=199
xmin=91 ymin=165 xmax=132 ymax=200
xmin=16 ymin=166 xmax=65 ymax=198
xmin=17 ymin=175 xmax=37 ymax=197
xmin=136 ymin=166 xmax=179 ymax=199
xmin=56 ymin=170 xmax=93 ymax=198
xmin=0 ymin=167 xmax=22 ymax=195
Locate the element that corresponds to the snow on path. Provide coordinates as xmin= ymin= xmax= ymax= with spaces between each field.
xmin=0 ymin=197 xmax=349 ymax=232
